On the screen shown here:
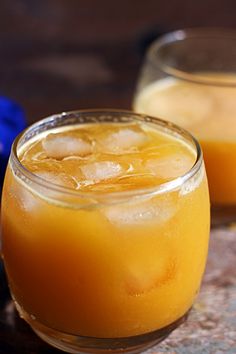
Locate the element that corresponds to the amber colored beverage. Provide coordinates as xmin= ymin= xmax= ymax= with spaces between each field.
xmin=1 ymin=111 xmax=210 ymax=353
xmin=134 ymin=73 xmax=236 ymax=205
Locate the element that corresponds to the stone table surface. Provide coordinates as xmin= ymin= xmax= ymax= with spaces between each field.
xmin=0 ymin=227 xmax=236 ymax=354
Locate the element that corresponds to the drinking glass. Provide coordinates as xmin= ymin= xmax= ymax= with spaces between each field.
xmin=1 ymin=110 xmax=210 ymax=353
xmin=133 ymin=28 xmax=236 ymax=224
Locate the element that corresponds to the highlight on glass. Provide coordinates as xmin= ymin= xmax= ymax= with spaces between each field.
xmin=1 ymin=110 xmax=210 ymax=353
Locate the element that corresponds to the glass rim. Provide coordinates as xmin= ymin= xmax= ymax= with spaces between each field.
xmin=147 ymin=27 xmax=236 ymax=87
xmin=11 ymin=109 xmax=203 ymax=203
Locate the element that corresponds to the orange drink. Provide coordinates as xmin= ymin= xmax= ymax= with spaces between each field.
xmin=1 ymin=110 xmax=210 ymax=353
xmin=134 ymin=29 xmax=236 ymax=207
xmin=134 ymin=74 xmax=236 ymax=205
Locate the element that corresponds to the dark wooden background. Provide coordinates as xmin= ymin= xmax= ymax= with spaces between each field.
xmin=1 ymin=0 xmax=236 ymax=123
xmin=1 ymin=1 xmax=236 ymax=353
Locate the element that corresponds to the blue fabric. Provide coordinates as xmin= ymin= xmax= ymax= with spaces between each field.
xmin=0 ymin=97 xmax=26 ymax=190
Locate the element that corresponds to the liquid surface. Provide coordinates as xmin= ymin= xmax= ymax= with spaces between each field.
xmin=19 ymin=122 xmax=196 ymax=194
xmin=134 ymin=73 xmax=236 ymax=204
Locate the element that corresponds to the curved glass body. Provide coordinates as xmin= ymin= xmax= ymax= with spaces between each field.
xmin=134 ymin=28 xmax=236 ymax=208
xmin=1 ymin=110 xmax=210 ymax=353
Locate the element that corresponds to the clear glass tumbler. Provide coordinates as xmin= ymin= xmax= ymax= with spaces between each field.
xmin=133 ymin=28 xmax=236 ymax=225
xmin=1 ymin=110 xmax=210 ymax=353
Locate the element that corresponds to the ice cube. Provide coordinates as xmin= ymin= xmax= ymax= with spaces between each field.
xmin=35 ymin=171 xmax=76 ymax=189
xmin=125 ymin=256 xmax=176 ymax=295
xmin=80 ymin=161 xmax=123 ymax=182
xmin=100 ymin=127 xmax=148 ymax=153
xmin=105 ymin=196 xmax=177 ymax=226
xmin=10 ymin=171 xmax=75 ymax=213
xmin=42 ymin=134 xmax=92 ymax=159
xmin=146 ymin=153 xmax=194 ymax=179
xmin=10 ymin=179 xmax=39 ymax=212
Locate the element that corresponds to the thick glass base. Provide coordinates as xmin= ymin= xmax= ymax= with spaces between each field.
xmin=16 ymin=303 xmax=189 ymax=354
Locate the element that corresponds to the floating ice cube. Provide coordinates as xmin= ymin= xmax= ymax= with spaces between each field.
xmin=146 ymin=153 xmax=194 ymax=180
xmin=35 ymin=171 xmax=75 ymax=188
xmin=105 ymin=196 xmax=176 ymax=226
xmin=100 ymin=127 xmax=148 ymax=153
xmin=36 ymin=171 xmax=60 ymax=183
xmin=10 ymin=179 xmax=39 ymax=212
xmin=42 ymin=134 xmax=92 ymax=159
xmin=125 ymin=256 xmax=176 ymax=295
xmin=11 ymin=171 xmax=75 ymax=213
xmin=80 ymin=161 xmax=122 ymax=182
xmin=20 ymin=187 xmax=38 ymax=211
